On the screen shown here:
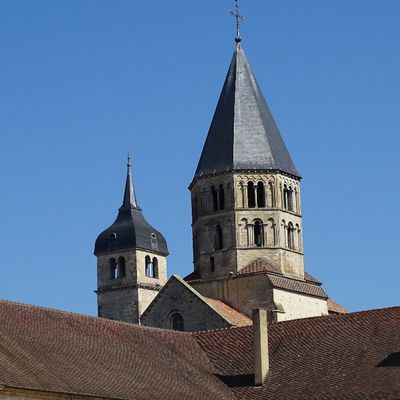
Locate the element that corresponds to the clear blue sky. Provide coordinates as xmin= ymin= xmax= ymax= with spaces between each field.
xmin=1 ymin=1 xmax=399 ymax=316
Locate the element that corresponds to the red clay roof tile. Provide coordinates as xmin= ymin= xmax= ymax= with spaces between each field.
xmin=194 ymin=307 xmax=400 ymax=399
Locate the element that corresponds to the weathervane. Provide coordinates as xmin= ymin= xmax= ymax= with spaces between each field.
xmin=229 ymin=0 xmax=245 ymax=42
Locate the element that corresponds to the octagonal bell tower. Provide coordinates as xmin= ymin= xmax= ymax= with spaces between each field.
xmin=189 ymin=40 xmax=304 ymax=282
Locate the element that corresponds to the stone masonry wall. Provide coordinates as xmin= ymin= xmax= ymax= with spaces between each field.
xmin=141 ymin=277 xmax=231 ymax=332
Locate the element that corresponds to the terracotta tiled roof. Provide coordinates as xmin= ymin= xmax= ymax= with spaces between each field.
xmin=1 ymin=299 xmax=399 ymax=400
xmin=0 ymin=300 xmax=235 ymax=400
xmin=328 ymin=298 xmax=349 ymax=314
xmin=267 ymin=274 xmax=328 ymax=299
xmin=204 ymin=298 xmax=252 ymax=327
xmin=194 ymin=307 xmax=400 ymax=400
xmin=236 ymin=258 xmax=281 ymax=276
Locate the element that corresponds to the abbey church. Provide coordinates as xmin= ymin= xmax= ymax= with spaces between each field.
xmin=94 ymin=37 xmax=344 ymax=332
xmin=0 ymin=8 xmax=399 ymax=400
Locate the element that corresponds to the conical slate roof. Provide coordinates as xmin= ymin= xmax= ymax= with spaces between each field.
xmin=94 ymin=158 xmax=168 ymax=256
xmin=194 ymin=43 xmax=300 ymax=181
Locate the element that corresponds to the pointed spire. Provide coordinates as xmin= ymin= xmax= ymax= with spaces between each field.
xmin=120 ymin=152 xmax=139 ymax=211
xmin=193 ymin=43 xmax=300 ymax=182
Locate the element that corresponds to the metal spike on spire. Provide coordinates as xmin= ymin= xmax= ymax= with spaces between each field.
xmin=121 ymin=152 xmax=138 ymax=210
xmin=229 ymin=0 xmax=245 ymax=43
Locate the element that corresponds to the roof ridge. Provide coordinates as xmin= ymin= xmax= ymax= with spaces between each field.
xmin=0 ymin=298 xmax=190 ymax=334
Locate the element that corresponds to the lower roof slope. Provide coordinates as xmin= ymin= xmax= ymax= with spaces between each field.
xmin=0 ymin=300 xmax=399 ymax=400
xmin=194 ymin=307 xmax=400 ymax=400
xmin=0 ymin=300 xmax=234 ymax=400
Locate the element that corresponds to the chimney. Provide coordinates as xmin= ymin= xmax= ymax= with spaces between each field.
xmin=253 ymin=309 xmax=269 ymax=386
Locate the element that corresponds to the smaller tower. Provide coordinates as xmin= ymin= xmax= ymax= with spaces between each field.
xmin=94 ymin=155 xmax=168 ymax=323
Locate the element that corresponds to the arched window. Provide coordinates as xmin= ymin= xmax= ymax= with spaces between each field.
xmin=219 ymin=184 xmax=225 ymax=210
xmin=215 ymin=224 xmax=223 ymax=250
xmin=257 ymin=182 xmax=265 ymax=207
xmin=117 ymin=256 xmax=126 ymax=278
xmin=211 ymin=186 xmax=218 ymax=211
xmin=145 ymin=255 xmax=153 ymax=278
xmin=284 ymin=185 xmax=294 ymax=212
xmin=210 ymin=256 xmax=215 ymax=272
xmin=171 ymin=313 xmax=184 ymax=331
xmin=248 ymin=182 xmax=256 ymax=208
xmin=254 ymin=220 xmax=264 ymax=247
xmin=152 ymin=257 xmax=158 ymax=279
xmin=287 ymin=222 xmax=295 ymax=250
xmin=109 ymin=258 xmax=117 ymax=279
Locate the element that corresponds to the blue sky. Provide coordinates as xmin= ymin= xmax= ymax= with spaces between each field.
xmin=0 ymin=0 xmax=399 ymax=316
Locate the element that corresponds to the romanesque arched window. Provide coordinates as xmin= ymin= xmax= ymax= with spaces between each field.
xmin=287 ymin=222 xmax=295 ymax=250
xmin=109 ymin=258 xmax=117 ymax=279
xmin=117 ymin=256 xmax=126 ymax=278
xmin=257 ymin=182 xmax=266 ymax=207
xmin=152 ymin=257 xmax=158 ymax=279
xmin=247 ymin=182 xmax=256 ymax=208
xmin=171 ymin=313 xmax=184 ymax=331
xmin=211 ymin=186 xmax=218 ymax=211
xmin=219 ymin=184 xmax=225 ymax=210
xmin=284 ymin=185 xmax=294 ymax=212
xmin=210 ymin=256 xmax=215 ymax=272
xmin=254 ymin=220 xmax=264 ymax=247
xmin=215 ymin=224 xmax=223 ymax=250
xmin=145 ymin=255 xmax=153 ymax=277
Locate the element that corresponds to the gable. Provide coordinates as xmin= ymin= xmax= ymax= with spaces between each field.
xmin=140 ymin=275 xmax=233 ymax=331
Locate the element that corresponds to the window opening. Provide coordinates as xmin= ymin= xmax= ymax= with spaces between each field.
xmin=109 ymin=258 xmax=117 ymax=279
xmin=254 ymin=220 xmax=263 ymax=247
xmin=215 ymin=224 xmax=223 ymax=250
xmin=171 ymin=313 xmax=184 ymax=331
xmin=219 ymin=185 xmax=225 ymax=210
xmin=257 ymin=182 xmax=265 ymax=207
xmin=287 ymin=223 xmax=295 ymax=250
xmin=212 ymin=186 xmax=218 ymax=211
xmin=152 ymin=257 xmax=158 ymax=279
xmin=248 ymin=182 xmax=256 ymax=208
xmin=145 ymin=255 xmax=154 ymax=278
xmin=210 ymin=257 xmax=215 ymax=272
xmin=117 ymin=256 xmax=126 ymax=278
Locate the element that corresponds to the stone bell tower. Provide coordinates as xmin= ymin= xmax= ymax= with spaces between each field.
xmin=189 ymin=40 xmax=304 ymax=282
xmin=94 ymin=156 xmax=168 ymax=323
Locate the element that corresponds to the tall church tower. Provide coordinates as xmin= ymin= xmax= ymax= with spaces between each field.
xmin=190 ymin=39 xmax=304 ymax=281
xmin=94 ymin=156 xmax=168 ymax=323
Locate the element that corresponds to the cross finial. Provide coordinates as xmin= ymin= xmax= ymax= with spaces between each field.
xmin=127 ymin=151 xmax=131 ymax=167
xmin=229 ymin=0 xmax=245 ymax=43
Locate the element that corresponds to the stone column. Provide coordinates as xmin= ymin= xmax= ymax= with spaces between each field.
xmin=243 ymin=184 xmax=248 ymax=208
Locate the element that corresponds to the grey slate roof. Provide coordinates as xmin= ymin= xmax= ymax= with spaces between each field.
xmin=94 ymin=159 xmax=168 ymax=256
xmin=194 ymin=43 xmax=300 ymax=181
